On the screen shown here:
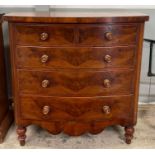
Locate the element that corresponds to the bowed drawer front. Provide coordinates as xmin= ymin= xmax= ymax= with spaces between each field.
xmin=16 ymin=46 xmax=136 ymax=69
xmin=17 ymin=69 xmax=134 ymax=97
xmin=4 ymin=12 xmax=148 ymax=145
xmin=15 ymin=24 xmax=138 ymax=46
xmin=19 ymin=95 xmax=133 ymax=123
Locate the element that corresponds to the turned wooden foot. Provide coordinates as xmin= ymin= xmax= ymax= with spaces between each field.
xmin=16 ymin=126 xmax=26 ymax=146
xmin=124 ymin=126 xmax=134 ymax=144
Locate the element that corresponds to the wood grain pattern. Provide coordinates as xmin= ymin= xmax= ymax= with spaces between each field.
xmin=14 ymin=24 xmax=137 ymax=46
xmin=16 ymin=46 xmax=136 ymax=69
xmin=4 ymin=12 xmax=149 ymax=145
xmin=19 ymin=95 xmax=133 ymax=123
xmin=3 ymin=12 xmax=149 ymax=23
xmin=15 ymin=24 xmax=74 ymax=46
xmin=17 ymin=69 xmax=134 ymax=97
xmin=78 ymin=24 xmax=138 ymax=46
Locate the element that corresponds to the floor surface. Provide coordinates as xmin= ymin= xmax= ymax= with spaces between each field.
xmin=0 ymin=104 xmax=155 ymax=149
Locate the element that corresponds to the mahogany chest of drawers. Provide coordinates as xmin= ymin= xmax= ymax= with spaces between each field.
xmin=0 ymin=14 xmax=13 ymax=143
xmin=4 ymin=12 xmax=149 ymax=146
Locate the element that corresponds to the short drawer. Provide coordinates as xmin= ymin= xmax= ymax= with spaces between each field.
xmin=79 ymin=24 xmax=138 ymax=46
xmin=15 ymin=24 xmax=75 ymax=46
xmin=17 ymin=69 xmax=134 ymax=97
xmin=19 ymin=95 xmax=133 ymax=122
xmin=16 ymin=46 xmax=136 ymax=69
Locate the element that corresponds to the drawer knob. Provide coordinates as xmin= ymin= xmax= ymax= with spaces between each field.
xmin=104 ymin=79 xmax=111 ymax=88
xmin=42 ymin=105 xmax=50 ymax=115
xmin=105 ymin=32 xmax=113 ymax=41
xmin=41 ymin=54 xmax=49 ymax=63
xmin=103 ymin=105 xmax=110 ymax=114
xmin=104 ymin=55 xmax=112 ymax=63
xmin=40 ymin=32 xmax=48 ymax=41
xmin=42 ymin=79 xmax=50 ymax=88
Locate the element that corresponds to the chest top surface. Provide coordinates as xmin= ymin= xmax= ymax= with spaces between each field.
xmin=3 ymin=11 xmax=149 ymax=23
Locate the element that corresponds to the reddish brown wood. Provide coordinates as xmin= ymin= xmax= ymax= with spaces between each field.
xmin=19 ymin=95 xmax=133 ymax=123
xmin=14 ymin=24 xmax=74 ymax=46
xmin=16 ymin=46 xmax=136 ymax=69
xmin=15 ymin=24 xmax=137 ymax=46
xmin=124 ymin=126 xmax=134 ymax=144
xmin=16 ymin=126 xmax=26 ymax=146
xmin=3 ymin=12 xmax=149 ymax=23
xmin=0 ymin=14 xmax=13 ymax=143
xmin=17 ymin=69 xmax=134 ymax=97
xmin=78 ymin=24 xmax=138 ymax=46
xmin=13 ymin=24 xmax=138 ymax=47
xmin=4 ymin=12 xmax=149 ymax=145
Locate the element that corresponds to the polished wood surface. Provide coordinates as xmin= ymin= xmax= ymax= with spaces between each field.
xmin=78 ymin=24 xmax=137 ymax=46
xmin=14 ymin=24 xmax=137 ymax=46
xmin=17 ymin=69 xmax=134 ymax=97
xmin=16 ymin=46 xmax=136 ymax=69
xmin=5 ymin=12 xmax=149 ymax=145
xmin=0 ymin=14 xmax=13 ymax=143
xmin=19 ymin=95 xmax=133 ymax=123
xmin=3 ymin=11 xmax=149 ymax=23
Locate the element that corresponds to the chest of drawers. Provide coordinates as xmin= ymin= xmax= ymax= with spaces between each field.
xmin=0 ymin=14 xmax=13 ymax=143
xmin=4 ymin=12 xmax=149 ymax=146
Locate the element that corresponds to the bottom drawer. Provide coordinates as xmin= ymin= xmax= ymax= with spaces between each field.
xmin=19 ymin=95 xmax=133 ymax=122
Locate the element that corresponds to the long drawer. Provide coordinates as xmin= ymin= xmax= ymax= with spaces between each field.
xmin=16 ymin=46 xmax=136 ymax=69
xmin=17 ymin=69 xmax=134 ymax=97
xmin=14 ymin=24 xmax=138 ymax=46
xmin=19 ymin=95 xmax=133 ymax=122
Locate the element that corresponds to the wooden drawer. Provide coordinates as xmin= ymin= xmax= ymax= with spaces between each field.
xmin=78 ymin=24 xmax=138 ymax=46
xmin=16 ymin=46 xmax=136 ymax=69
xmin=14 ymin=24 xmax=137 ymax=46
xmin=15 ymin=24 xmax=75 ymax=46
xmin=17 ymin=69 xmax=134 ymax=97
xmin=19 ymin=95 xmax=133 ymax=122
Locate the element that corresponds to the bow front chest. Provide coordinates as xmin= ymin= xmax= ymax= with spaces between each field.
xmin=4 ymin=11 xmax=149 ymax=146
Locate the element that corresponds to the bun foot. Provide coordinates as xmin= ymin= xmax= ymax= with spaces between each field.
xmin=19 ymin=140 xmax=25 ymax=146
xmin=16 ymin=126 xmax=27 ymax=146
xmin=124 ymin=126 xmax=134 ymax=144
xmin=125 ymin=138 xmax=131 ymax=144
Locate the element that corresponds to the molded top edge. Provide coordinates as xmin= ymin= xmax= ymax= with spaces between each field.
xmin=3 ymin=11 xmax=149 ymax=23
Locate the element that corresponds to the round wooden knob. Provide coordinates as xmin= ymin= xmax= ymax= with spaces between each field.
xmin=103 ymin=79 xmax=111 ymax=88
xmin=41 ymin=79 xmax=49 ymax=88
xmin=103 ymin=105 xmax=110 ymax=114
xmin=42 ymin=105 xmax=50 ymax=115
xmin=40 ymin=32 xmax=48 ymax=41
xmin=105 ymin=32 xmax=113 ymax=41
xmin=104 ymin=55 xmax=112 ymax=63
xmin=41 ymin=54 xmax=49 ymax=63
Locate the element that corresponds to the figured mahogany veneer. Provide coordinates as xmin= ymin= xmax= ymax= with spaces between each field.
xmin=0 ymin=14 xmax=13 ymax=143
xmin=19 ymin=95 xmax=133 ymax=124
xmin=16 ymin=46 xmax=136 ymax=69
xmin=14 ymin=24 xmax=138 ymax=46
xmin=4 ymin=11 xmax=149 ymax=146
xmin=18 ymin=69 xmax=134 ymax=97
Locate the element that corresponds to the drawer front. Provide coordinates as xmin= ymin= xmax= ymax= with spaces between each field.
xmin=18 ymin=69 xmax=134 ymax=97
xmin=15 ymin=24 xmax=75 ymax=46
xmin=19 ymin=95 xmax=133 ymax=122
xmin=14 ymin=24 xmax=137 ymax=46
xmin=79 ymin=24 xmax=138 ymax=46
xmin=16 ymin=46 xmax=135 ymax=69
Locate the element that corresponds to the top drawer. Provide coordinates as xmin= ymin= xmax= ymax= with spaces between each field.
xmin=14 ymin=24 xmax=138 ymax=46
